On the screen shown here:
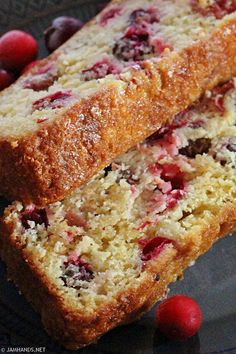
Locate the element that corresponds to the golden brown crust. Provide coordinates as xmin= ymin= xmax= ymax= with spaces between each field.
xmin=1 ymin=18 xmax=236 ymax=206
xmin=1 ymin=202 xmax=236 ymax=350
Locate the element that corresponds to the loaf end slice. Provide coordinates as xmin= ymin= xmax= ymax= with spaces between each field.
xmin=1 ymin=0 xmax=236 ymax=205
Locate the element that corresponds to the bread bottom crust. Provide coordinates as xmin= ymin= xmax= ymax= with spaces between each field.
xmin=0 ymin=203 xmax=236 ymax=350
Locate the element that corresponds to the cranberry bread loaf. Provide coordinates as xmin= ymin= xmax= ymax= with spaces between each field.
xmin=1 ymin=0 xmax=236 ymax=206
xmin=1 ymin=79 xmax=236 ymax=349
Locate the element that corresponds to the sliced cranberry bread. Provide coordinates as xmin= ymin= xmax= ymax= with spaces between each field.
xmin=1 ymin=0 xmax=236 ymax=206
xmin=1 ymin=79 xmax=236 ymax=349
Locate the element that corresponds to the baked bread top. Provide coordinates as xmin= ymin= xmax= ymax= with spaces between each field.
xmin=1 ymin=0 xmax=236 ymax=205
xmin=1 ymin=77 xmax=236 ymax=349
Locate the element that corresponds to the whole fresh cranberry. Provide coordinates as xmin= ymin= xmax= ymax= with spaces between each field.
xmin=197 ymin=79 xmax=235 ymax=114
xmin=23 ymin=72 xmax=56 ymax=91
xmin=44 ymin=16 xmax=83 ymax=52
xmin=0 ymin=30 xmax=38 ymax=72
xmin=156 ymin=294 xmax=202 ymax=341
xmin=0 ymin=68 xmax=15 ymax=91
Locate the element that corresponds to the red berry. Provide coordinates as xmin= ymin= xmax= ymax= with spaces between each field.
xmin=21 ymin=60 xmax=41 ymax=75
xmin=156 ymin=294 xmax=202 ymax=341
xmin=139 ymin=236 xmax=174 ymax=262
xmin=0 ymin=68 xmax=15 ymax=91
xmin=129 ymin=8 xmax=160 ymax=25
xmin=32 ymin=90 xmax=72 ymax=111
xmin=0 ymin=30 xmax=38 ymax=72
xmin=21 ymin=206 xmax=49 ymax=229
xmin=100 ymin=6 xmax=122 ymax=26
xmin=44 ymin=16 xmax=83 ymax=53
xmin=81 ymin=57 xmax=122 ymax=81
xmin=113 ymin=26 xmax=153 ymax=62
xmin=191 ymin=0 xmax=236 ymax=19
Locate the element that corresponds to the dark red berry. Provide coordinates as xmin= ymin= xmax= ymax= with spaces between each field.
xmin=113 ymin=26 xmax=153 ymax=61
xmin=151 ymin=37 xmax=172 ymax=56
xmin=0 ymin=30 xmax=38 ymax=72
xmin=61 ymin=256 xmax=94 ymax=289
xmin=22 ymin=62 xmax=57 ymax=91
xmin=179 ymin=138 xmax=212 ymax=158
xmin=44 ymin=16 xmax=83 ymax=53
xmin=0 ymin=68 xmax=15 ymax=91
xmin=113 ymin=7 xmax=164 ymax=61
xmin=23 ymin=73 xmax=56 ymax=91
xmin=160 ymin=163 xmax=181 ymax=182
xmin=81 ymin=57 xmax=122 ymax=81
xmin=156 ymin=294 xmax=202 ymax=341
xmin=146 ymin=110 xmax=190 ymax=143
xmin=21 ymin=206 xmax=49 ymax=229
xmin=197 ymin=79 xmax=235 ymax=114
xmin=139 ymin=236 xmax=174 ymax=262
xmin=188 ymin=119 xmax=205 ymax=129
xmin=166 ymin=189 xmax=185 ymax=209
xmin=32 ymin=90 xmax=72 ymax=111
xmin=159 ymin=163 xmax=185 ymax=190
xmin=37 ymin=117 xmax=48 ymax=124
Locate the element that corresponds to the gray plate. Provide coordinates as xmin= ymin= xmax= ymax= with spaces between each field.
xmin=0 ymin=1 xmax=236 ymax=353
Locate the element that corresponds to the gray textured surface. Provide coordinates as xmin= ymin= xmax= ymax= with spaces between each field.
xmin=0 ymin=0 xmax=236 ymax=353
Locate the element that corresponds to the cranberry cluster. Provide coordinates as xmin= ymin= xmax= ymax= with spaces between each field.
xmin=61 ymin=256 xmax=94 ymax=289
xmin=113 ymin=8 xmax=161 ymax=62
xmin=21 ymin=206 xmax=49 ymax=229
xmin=191 ymin=0 xmax=236 ymax=19
xmin=0 ymin=16 xmax=83 ymax=92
